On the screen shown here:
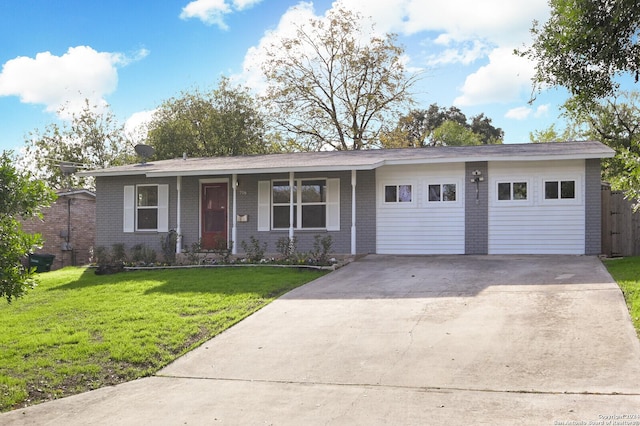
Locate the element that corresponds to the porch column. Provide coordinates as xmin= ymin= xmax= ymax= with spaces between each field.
xmin=232 ymin=174 xmax=238 ymax=255
xmin=176 ymin=176 xmax=182 ymax=254
xmin=351 ymin=170 xmax=356 ymax=255
xmin=289 ymin=171 xmax=295 ymax=240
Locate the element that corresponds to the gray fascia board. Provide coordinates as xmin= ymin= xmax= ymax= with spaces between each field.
xmin=380 ymin=152 xmax=615 ymax=166
xmin=76 ymin=170 xmax=149 ymax=177
xmin=144 ymin=163 xmax=382 ymax=177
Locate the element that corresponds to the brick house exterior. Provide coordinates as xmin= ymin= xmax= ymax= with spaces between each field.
xmin=21 ymin=190 xmax=96 ymax=270
xmin=82 ymin=141 xmax=614 ymax=256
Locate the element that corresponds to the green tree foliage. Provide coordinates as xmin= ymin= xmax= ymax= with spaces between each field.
xmin=20 ymin=100 xmax=134 ymax=190
xmin=261 ymin=7 xmax=418 ymax=151
xmin=0 ymin=151 xmax=56 ymax=302
xmin=533 ymin=91 xmax=640 ymax=207
xmin=380 ymin=104 xmax=503 ymax=147
xmin=565 ymin=92 xmax=640 ymax=205
xmin=528 ymin=123 xmax=579 ymax=143
xmin=519 ymin=0 xmax=640 ymax=103
xmin=147 ymin=77 xmax=271 ymax=159
xmin=431 ymin=121 xmax=482 ymax=146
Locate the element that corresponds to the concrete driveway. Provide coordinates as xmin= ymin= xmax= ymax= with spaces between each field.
xmin=3 ymin=255 xmax=640 ymax=425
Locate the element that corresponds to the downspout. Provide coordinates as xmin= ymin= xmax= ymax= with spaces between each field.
xmin=351 ymin=170 xmax=356 ymax=255
xmin=289 ymin=171 xmax=294 ymax=240
xmin=67 ymin=197 xmax=72 ymax=266
xmin=232 ymin=173 xmax=237 ymax=255
xmin=176 ymin=176 xmax=182 ymax=254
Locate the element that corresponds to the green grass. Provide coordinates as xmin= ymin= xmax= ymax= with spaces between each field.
xmin=0 ymin=266 xmax=326 ymax=412
xmin=603 ymin=256 xmax=640 ymax=337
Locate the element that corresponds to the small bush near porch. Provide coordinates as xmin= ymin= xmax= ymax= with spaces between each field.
xmin=0 ymin=266 xmax=326 ymax=412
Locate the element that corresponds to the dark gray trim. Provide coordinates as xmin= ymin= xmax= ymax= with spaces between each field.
xmin=465 ymin=162 xmax=488 ymax=254
xmin=584 ymin=158 xmax=602 ymax=255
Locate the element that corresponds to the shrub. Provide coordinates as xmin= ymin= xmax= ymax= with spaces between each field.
xmin=130 ymin=244 xmax=157 ymax=265
xmin=276 ymin=236 xmax=298 ymax=262
xmin=93 ymin=245 xmax=125 ymax=275
xmin=184 ymin=241 xmax=202 ymax=265
xmin=241 ymin=236 xmax=267 ymax=263
xmin=309 ymin=235 xmax=333 ymax=265
xmin=161 ymin=230 xmax=178 ymax=264
xmin=211 ymin=237 xmax=233 ymax=263
xmin=93 ymin=246 xmax=111 ymax=267
xmin=111 ymin=243 xmax=127 ymax=265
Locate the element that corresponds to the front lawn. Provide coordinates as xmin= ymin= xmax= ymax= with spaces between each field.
xmin=0 ymin=266 xmax=326 ymax=412
xmin=603 ymin=256 xmax=640 ymax=337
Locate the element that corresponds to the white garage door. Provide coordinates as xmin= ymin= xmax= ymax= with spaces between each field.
xmin=376 ymin=164 xmax=465 ymax=254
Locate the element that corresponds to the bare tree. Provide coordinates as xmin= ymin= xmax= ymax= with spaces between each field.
xmin=261 ymin=8 xmax=418 ymax=151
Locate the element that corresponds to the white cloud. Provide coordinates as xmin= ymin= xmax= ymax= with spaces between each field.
xmin=239 ymin=2 xmax=317 ymax=94
xmin=180 ymin=0 xmax=263 ymax=29
xmin=124 ymin=109 xmax=157 ymax=143
xmin=338 ymin=0 xmax=548 ymax=46
xmin=426 ymin=40 xmax=490 ymax=66
xmin=505 ymin=103 xmax=551 ymax=121
xmin=534 ymin=104 xmax=550 ymax=118
xmin=0 ymin=46 xmax=144 ymax=118
xmin=180 ymin=0 xmax=231 ymax=29
xmin=453 ymin=47 xmax=535 ymax=106
xmin=505 ymin=106 xmax=531 ymax=120
xmin=235 ymin=0 xmax=549 ymax=107
xmin=335 ymin=0 xmax=549 ymax=106
xmin=232 ymin=0 xmax=261 ymax=11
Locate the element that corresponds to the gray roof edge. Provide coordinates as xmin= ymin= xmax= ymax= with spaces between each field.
xmin=56 ymin=189 xmax=96 ymax=197
xmin=145 ymin=163 xmax=380 ymax=177
xmin=78 ymin=141 xmax=616 ymax=178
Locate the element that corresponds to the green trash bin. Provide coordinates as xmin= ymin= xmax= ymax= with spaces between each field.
xmin=29 ymin=254 xmax=56 ymax=273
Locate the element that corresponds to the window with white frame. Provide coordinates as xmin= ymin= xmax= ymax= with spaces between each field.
xmin=137 ymin=185 xmax=159 ymax=230
xmin=123 ymin=184 xmax=169 ymax=233
xmin=428 ymin=184 xmax=457 ymax=202
xmin=497 ymin=181 xmax=527 ymax=201
xmin=544 ymin=180 xmax=576 ymax=200
xmin=272 ymin=179 xmax=327 ymax=229
xmin=384 ymin=184 xmax=412 ymax=203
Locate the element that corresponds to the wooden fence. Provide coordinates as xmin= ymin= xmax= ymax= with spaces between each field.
xmin=601 ymin=184 xmax=640 ymax=257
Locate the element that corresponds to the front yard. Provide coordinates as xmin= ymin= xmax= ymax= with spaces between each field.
xmin=0 ymin=266 xmax=326 ymax=412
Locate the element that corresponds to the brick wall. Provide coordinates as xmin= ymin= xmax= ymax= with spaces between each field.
xmin=235 ymin=170 xmax=373 ymax=255
xmin=20 ymin=191 xmax=96 ymax=270
xmin=465 ymin=162 xmax=488 ymax=254
xmin=96 ymin=171 xmax=377 ymax=258
xmin=95 ymin=176 xmax=178 ymax=254
xmin=584 ymin=158 xmax=602 ymax=255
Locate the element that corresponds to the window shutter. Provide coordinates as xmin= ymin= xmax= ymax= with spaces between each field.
xmin=157 ymin=184 xmax=169 ymax=232
xmin=326 ymin=178 xmax=340 ymax=231
xmin=123 ymin=185 xmax=135 ymax=233
xmin=257 ymin=180 xmax=270 ymax=231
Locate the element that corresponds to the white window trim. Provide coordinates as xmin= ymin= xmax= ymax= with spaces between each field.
xmin=268 ymin=178 xmax=339 ymax=231
xmin=123 ymin=184 xmax=169 ymax=233
xmin=425 ymin=181 xmax=462 ymax=207
xmin=380 ymin=181 xmax=417 ymax=208
xmin=541 ymin=177 xmax=582 ymax=205
xmin=491 ymin=178 xmax=532 ymax=207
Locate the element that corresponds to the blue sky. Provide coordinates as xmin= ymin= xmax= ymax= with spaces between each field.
xmin=0 ymin=0 xmax=582 ymax=153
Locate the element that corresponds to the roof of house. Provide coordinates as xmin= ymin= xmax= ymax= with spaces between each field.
xmin=79 ymin=141 xmax=615 ymax=178
xmin=56 ymin=189 xmax=96 ymax=198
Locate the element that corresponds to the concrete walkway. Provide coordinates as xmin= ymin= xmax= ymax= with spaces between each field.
xmin=2 ymin=255 xmax=640 ymax=425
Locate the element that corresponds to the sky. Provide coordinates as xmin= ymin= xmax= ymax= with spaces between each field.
xmin=0 ymin=0 xmax=586 ymax=154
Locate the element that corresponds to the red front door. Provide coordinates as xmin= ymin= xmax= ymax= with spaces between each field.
xmin=201 ymin=183 xmax=228 ymax=250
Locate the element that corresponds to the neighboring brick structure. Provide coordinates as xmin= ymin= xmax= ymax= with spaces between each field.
xmin=21 ymin=190 xmax=96 ymax=270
